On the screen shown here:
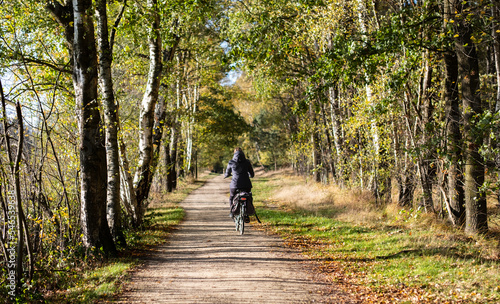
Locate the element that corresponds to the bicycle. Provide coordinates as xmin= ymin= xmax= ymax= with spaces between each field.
xmin=232 ymin=190 xmax=251 ymax=235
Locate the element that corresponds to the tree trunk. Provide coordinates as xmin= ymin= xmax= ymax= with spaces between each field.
xmin=443 ymin=0 xmax=465 ymax=227
xmin=164 ymin=133 xmax=172 ymax=192
xmin=357 ymin=0 xmax=382 ymax=198
xmin=417 ymin=53 xmax=435 ymax=212
xmin=185 ymin=84 xmax=197 ymax=175
xmin=133 ymin=0 xmax=162 ymax=219
xmin=167 ymin=124 xmax=178 ymax=192
xmin=444 ymin=52 xmax=465 ymax=226
xmin=397 ymin=133 xmax=416 ymax=207
xmin=320 ymin=102 xmax=334 ymax=184
xmin=96 ymin=0 xmax=125 ymax=246
xmin=452 ymin=0 xmax=487 ymax=234
xmin=167 ymin=78 xmax=182 ymax=192
xmin=493 ymin=0 xmax=500 ymax=113
xmin=329 ymin=84 xmax=343 ymax=185
xmin=442 ymin=0 xmax=465 ymax=227
xmin=309 ymin=99 xmax=321 ymax=183
xmin=148 ymin=36 xmax=181 ymax=191
xmin=178 ymin=132 xmax=186 ymax=178
xmin=73 ymin=0 xmax=116 ymax=254
xmin=491 ymin=0 xmax=500 ymax=206
xmin=119 ymin=136 xmax=139 ymax=226
xmin=13 ymin=103 xmax=25 ymax=292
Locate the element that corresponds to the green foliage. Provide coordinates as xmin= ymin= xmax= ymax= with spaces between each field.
xmin=196 ymin=87 xmax=252 ymax=168
xmin=251 ymin=109 xmax=288 ymax=167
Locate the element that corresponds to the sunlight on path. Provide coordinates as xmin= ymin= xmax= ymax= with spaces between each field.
xmin=116 ymin=175 xmax=351 ymax=304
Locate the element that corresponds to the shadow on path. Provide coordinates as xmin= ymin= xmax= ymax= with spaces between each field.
xmin=116 ymin=175 xmax=353 ymax=304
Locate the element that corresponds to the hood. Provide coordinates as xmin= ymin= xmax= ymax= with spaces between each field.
xmin=232 ymin=150 xmax=246 ymax=163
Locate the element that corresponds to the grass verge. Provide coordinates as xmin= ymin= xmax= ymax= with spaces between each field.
xmin=252 ymin=170 xmax=500 ymax=303
xmin=44 ymin=173 xmax=217 ymax=304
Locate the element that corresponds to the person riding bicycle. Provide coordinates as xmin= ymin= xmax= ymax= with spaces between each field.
xmin=224 ymin=147 xmax=254 ymax=219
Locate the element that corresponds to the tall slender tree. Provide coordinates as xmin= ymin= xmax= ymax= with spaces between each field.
xmin=451 ymin=0 xmax=488 ymax=234
xmin=47 ymin=0 xmax=116 ymax=253
xmin=443 ymin=0 xmax=465 ymax=226
xmin=96 ymin=0 xmax=126 ymax=244
xmin=133 ymin=0 xmax=163 ymax=223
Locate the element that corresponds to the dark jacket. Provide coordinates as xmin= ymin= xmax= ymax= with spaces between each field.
xmin=224 ymin=150 xmax=254 ymax=189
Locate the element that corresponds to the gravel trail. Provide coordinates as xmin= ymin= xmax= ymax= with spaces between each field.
xmin=116 ymin=175 xmax=352 ymax=303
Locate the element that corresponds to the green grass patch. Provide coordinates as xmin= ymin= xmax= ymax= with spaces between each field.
xmin=252 ymin=173 xmax=500 ymax=303
xmin=125 ymin=207 xmax=185 ymax=250
xmin=60 ymin=262 xmax=131 ymax=303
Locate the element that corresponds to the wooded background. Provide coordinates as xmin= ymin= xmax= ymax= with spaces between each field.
xmin=1 ymin=0 xmax=500 ymax=298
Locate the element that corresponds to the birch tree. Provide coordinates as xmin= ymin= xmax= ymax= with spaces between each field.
xmin=132 ymin=0 xmax=162 ymax=224
xmin=46 ymin=0 xmax=116 ymax=253
xmin=443 ymin=0 xmax=465 ymax=226
xmin=96 ymin=0 xmax=126 ymax=244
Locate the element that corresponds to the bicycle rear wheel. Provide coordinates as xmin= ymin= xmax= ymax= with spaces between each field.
xmin=238 ymin=204 xmax=245 ymax=235
xmin=234 ymin=211 xmax=240 ymax=231
xmin=233 ymin=202 xmax=242 ymax=232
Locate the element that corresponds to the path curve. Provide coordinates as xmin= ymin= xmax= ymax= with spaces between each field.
xmin=116 ymin=175 xmax=352 ymax=303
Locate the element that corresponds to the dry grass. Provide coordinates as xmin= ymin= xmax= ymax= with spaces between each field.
xmin=254 ymin=171 xmax=500 ymax=302
xmin=260 ymin=170 xmax=500 ymax=251
xmin=269 ymin=176 xmax=379 ymax=223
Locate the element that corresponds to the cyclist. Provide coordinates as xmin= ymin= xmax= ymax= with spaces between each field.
xmin=224 ymin=147 xmax=254 ymax=219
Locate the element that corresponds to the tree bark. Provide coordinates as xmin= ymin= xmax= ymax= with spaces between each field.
xmin=493 ymin=0 xmax=500 ymax=113
xmin=451 ymin=0 xmax=487 ymax=234
xmin=133 ymin=0 xmax=162 ymax=221
xmin=13 ymin=103 xmax=25 ymax=292
xmin=177 ymin=130 xmax=186 ymax=178
xmin=443 ymin=50 xmax=465 ymax=226
xmin=45 ymin=1 xmax=74 ymax=54
xmin=146 ymin=35 xmax=180 ymax=193
xmin=309 ymin=98 xmax=321 ymax=183
xmin=96 ymin=0 xmax=125 ymax=245
xmin=167 ymin=123 xmax=178 ymax=192
xmin=443 ymin=0 xmax=465 ymax=226
xmin=167 ymin=78 xmax=182 ymax=192
xmin=357 ymin=0 xmax=382 ymax=198
xmin=320 ymin=102 xmax=334 ymax=184
xmin=73 ymin=0 xmax=116 ymax=254
xmin=119 ymin=135 xmax=139 ymax=225
xmin=329 ymin=84 xmax=344 ymax=185
xmin=397 ymin=133 xmax=417 ymax=207
xmin=417 ymin=53 xmax=435 ymax=212
xmin=185 ymin=84 xmax=197 ymax=175
xmin=491 ymin=0 xmax=500 ymax=206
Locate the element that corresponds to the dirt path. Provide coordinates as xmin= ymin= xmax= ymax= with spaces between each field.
xmin=116 ymin=175 xmax=352 ymax=303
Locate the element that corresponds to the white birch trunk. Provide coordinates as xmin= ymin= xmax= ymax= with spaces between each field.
xmin=492 ymin=0 xmax=500 ymax=112
xmin=96 ymin=0 xmax=122 ymax=241
xmin=492 ymin=0 xmax=500 ymax=206
xmin=328 ymin=86 xmax=342 ymax=157
xmin=133 ymin=0 xmax=162 ymax=220
xmin=357 ymin=0 xmax=380 ymax=194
